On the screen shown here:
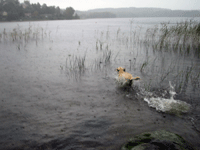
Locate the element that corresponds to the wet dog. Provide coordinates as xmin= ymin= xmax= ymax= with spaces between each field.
xmin=116 ymin=67 xmax=140 ymax=87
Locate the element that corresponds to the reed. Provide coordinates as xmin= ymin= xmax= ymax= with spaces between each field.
xmin=144 ymin=20 xmax=200 ymax=58
xmin=65 ymin=53 xmax=86 ymax=74
xmin=140 ymin=61 xmax=148 ymax=72
xmin=103 ymin=49 xmax=112 ymax=64
xmin=1 ymin=24 xmax=49 ymax=48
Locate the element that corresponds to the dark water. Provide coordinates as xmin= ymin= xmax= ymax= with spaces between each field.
xmin=0 ymin=18 xmax=200 ymax=150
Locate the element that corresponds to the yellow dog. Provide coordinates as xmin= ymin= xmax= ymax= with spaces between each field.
xmin=116 ymin=67 xmax=140 ymax=86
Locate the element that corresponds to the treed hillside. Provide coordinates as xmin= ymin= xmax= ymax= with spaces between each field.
xmin=77 ymin=7 xmax=200 ymax=19
xmin=0 ymin=0 xmax=80 ymax=21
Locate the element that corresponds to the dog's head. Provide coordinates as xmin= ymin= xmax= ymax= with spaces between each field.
xmin=116 ymin=67 xmax=125 ymax=73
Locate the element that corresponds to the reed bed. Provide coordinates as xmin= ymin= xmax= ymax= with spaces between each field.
xmin=145 ymin=20 xmax=200 ymax=58
xmin=0 ymin=24 xmax=49 ymax=46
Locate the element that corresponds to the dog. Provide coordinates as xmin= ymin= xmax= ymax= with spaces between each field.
xmin=116 ymin=67 xmax=140 ymax=87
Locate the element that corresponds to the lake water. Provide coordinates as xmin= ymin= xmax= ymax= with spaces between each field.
xmin=0 ymin=17 xmax=200 ymax=150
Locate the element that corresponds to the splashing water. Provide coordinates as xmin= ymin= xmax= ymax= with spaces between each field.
xmin=144 ymin=81 xmax=191 ymax=114
xmin=115 ymin=76 xmax=131 ymax=87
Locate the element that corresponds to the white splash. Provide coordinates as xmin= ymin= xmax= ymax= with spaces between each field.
xmin=144 ymin=81 xmax=191 ymax=114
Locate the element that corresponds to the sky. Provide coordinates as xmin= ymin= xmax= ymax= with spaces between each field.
xmin=18 ymin=0 xmax=200 ymax=11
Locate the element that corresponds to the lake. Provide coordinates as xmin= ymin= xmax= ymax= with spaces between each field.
xmin=0 ymin=17 xmax=200 ymax=150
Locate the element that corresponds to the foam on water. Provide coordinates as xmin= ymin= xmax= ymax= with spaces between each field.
xmin=143 ymin=81 xmax=191 ymax=114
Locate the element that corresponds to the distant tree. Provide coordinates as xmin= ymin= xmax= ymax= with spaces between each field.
xmin=87 ymin=12 xmax=116 ymax=18
xmin=24 ymin=5 xmax=32 ymax=13
xmin=24 ymin=0 xmax=30 ymax=6
xmin=55 ymin=6 xmax=61 ymax=17
xmin=64 ymin=7 xmax=75 ymax=19
xmin=31 ymin=3 xmax=41 ymax=14
xmin=0 ymin=0 xmax=79 ymax=21
xmin=16 ymin=5 xmax=24 ymax=18
xmin=32 ymin=10 xmax=38 ymax=17
xmin=2 ymin=0 xmax=24 ymax=20
xmin=0 ymin=2 xmax=2 ymax=13
xmin=3 ymin=0 xmax=15 ymax=12
xmin=41 ymin=3 xmax=47 ymax=14
xmin=48 ymin=6 xmax=55 ymax=14
xmin=23 ymin=1 xmax=33 ymax=13
xmin=74 ymin=13 xmax=80 ymax=19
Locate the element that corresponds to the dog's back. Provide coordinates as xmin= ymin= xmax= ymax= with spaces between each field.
xmin=116 ymin=67 xmax=140 ymax=87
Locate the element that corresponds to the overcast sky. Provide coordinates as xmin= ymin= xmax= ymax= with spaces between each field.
xmin=18 ymin=0 xmax=200 ymax=11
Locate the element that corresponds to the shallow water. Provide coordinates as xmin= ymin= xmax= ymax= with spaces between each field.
xmin=0 ymin=18 xmax=200 ymax=150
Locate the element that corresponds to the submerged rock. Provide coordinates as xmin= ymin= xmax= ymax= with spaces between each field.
xmin=121 ymin=130 xmax=194 ymax=150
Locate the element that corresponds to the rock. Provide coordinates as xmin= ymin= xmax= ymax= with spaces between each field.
xmin=121 ymin=130 xmax=194 ymax=150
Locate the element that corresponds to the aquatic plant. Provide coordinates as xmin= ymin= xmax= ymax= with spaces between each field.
xmin=1 ymin=23 xmax=49 ymax=49
xmin=140 ymin=61 xmax=148 ymax=72
xmin=145 ymin=20 xmax=200 ymax=58
xmin=65 ymin=53 xmax=86 ymax=75
xmin=103 ymin=49 xmax=112 ymax=64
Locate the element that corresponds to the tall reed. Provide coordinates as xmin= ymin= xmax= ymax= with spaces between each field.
xmin=145 ymin=20 xmax=200 ymax=58
xmin=1 ymin=24 xmax=48 ymax=47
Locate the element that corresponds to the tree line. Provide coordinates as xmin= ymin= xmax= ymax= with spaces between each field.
xmin=77 ymin=11 xmax=116 ymax=19
xmin=0 ymin=0 xmax=80 ymax=21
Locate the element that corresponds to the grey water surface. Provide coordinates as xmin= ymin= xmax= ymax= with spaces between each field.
xmin=0 ymin=17 xmax=200 ymax=150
